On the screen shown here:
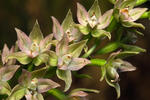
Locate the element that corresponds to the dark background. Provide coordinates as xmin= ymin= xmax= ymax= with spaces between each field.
xmin=0 ymin=0 xmax=150 ymax=100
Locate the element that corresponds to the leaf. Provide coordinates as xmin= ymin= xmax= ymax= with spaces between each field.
xmin=6 ymin=52 xmax=32 ymax=65
xmin=67 ymin=58 xmax=91 ymax=71
xmin=97 ymin=9 xmax=113 ymax=29
xmin=0 ymin=65 xmax=20 ymax=82
xmin=129 ymin=8 xmax=148 ymax=21
xmin=37 ymin=78 xmax=60 ymax=93
xmin=15 ymin=28 xmax=31 ymax=53
xmin=88 ymin=0 xmax=101 ymax=18
xmin=18 ymin=69 xmax=32 ymax=87
xmin=0 ymin=81 xmax=11 ymax=95
xmin=77 ymin=3 xmax=89 ymax=26
xmin=91 ymin=29 xmax=111 ymax=39
xmin=68 ymin=40 xmax=87 ymax=57
xmin=51 ymin=16 xmax=64 ymax=41
xmin=75 ymin=24 xmax=90 ymax=35
xmin=122 ymin=21 xmax=145 ymax=29
xmin=8 ymin=85 xmax=26 ymax=100
xmin=62 ymin=10 xmax=74 ymax=32
xmin=29 ymin=20 xmax=44 ymax=44
xmin=100 ymin=66 xmax=106 ymax=81
xmin=56 ymin=69 xmax=72 ymax=92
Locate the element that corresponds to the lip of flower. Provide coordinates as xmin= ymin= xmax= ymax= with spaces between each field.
xmin=120 ymin=8 xmax=133 ymax=21
xmin=88 ymin=14 xmax=99 ymax=28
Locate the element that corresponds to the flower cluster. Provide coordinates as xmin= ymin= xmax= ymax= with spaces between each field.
xmin=0 ymin=0 xmax=149 ymax=100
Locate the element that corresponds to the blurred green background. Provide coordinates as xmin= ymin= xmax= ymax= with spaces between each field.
xmin=0 ymin=0 xmax=150 ymax=100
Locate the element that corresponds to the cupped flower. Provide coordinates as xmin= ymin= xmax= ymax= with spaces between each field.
xmin=52 ymin=10 xmax=81 ymax=42
xmin=7 ymin=69 xmax=60 ymax=100
xmin=114 ymin=0 xmax=147 ymax=29
xmin=6 ymin=21 xmax=53 ymax=65
xmin=0 ymin=44 xmax=20 ymax=96
xmin=48 ymin=34 xmax=90 ymax=92
xmin=76 ymin=0 xmax=112 ymax=39
xmin=100 ymin=51 xmax=136 ymax=98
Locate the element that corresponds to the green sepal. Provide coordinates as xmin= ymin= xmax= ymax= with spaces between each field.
xmin=56 ymin=69 xmax=72 ymax=92
xmin=0 ymin=81 xmax=11 ymax=95
xmin=6 ymin=52 xmax=32 ymax=65
xmin=122 ymin=21 xmax=145 ymax=29
xmin=75 ymin=24 xmax=91 ymax=35
xmin=91 ymin=29 xmax=111 ymax=39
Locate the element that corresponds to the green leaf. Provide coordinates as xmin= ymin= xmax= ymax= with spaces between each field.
xmin=122 ymin=21 xmax=145 ymax=29
xmin=62 ymin=10 xmax=74 ymax=32
xmin=0 ymin=81 xmax=11 ymax=95
xmin=6 ymin=52 xmax=32 ymax=65
xmin=100 ymin=66 xmax=106 ymax=81
xmin=8 ymin=85 xmax=26 ymax=100
xmin=56 ymin=69 xmax=72 ymax=92
xmin=68 ymin=40 xmax=87 ymax=57
xmin=91 ymin=29 xmax=111 ymax=39
xmin=73 ymin=72 xmax=92 ymax=79
xmin=75 ymin=24 xmax=90 ymax=35
xmin=88 ymin=0 xmax=101 ymax=18
xmin=29 ymin=20 xmax=43 ymax=43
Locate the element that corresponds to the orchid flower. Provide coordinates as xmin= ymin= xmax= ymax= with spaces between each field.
xmin=0 ymin=44 xmax=20 ymax=96
xmin=48 ymin=34 xmax=90 ymax=92
xmin=100 ymin=51 xmax=136 ymax=98
xmin=52 ymin=10 xmax=81 ymax=42
xmin=76 ymin=0 xmax=112 ymax=39
xmin=114 ymin=0 xmax=147 ymax=29
xmin=6 ymin=21 xmax=53 ymax=66
xmin=8 ymin=69 xmax=60 ymax=100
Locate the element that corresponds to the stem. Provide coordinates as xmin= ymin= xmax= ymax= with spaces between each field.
xmin=47 ymin=89 xmax=67 ymax=100
xmin=27 ymin=62 xmax=34 ymax=72
xmin=136 ymin=0 xmax=147 ymax=6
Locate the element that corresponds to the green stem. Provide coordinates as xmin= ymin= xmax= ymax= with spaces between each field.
xmin=136 ymin=0 xmax=147 ymax=6
xmin=47 ymin=89 xmax=67 ymax=100
xmin=27 ymin=62 xmax=34 ymax=72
